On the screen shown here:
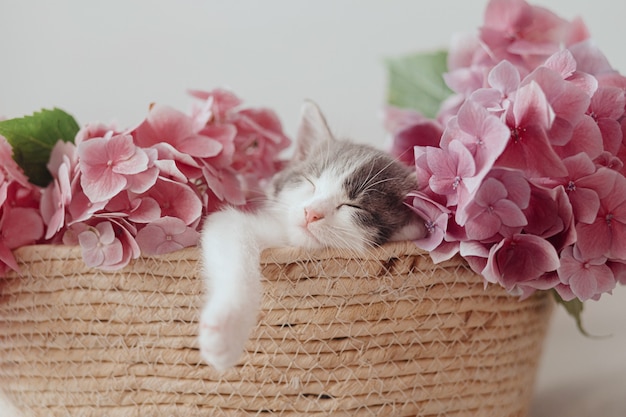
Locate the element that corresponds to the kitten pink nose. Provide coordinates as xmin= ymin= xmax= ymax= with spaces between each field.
xmin=304 ymin=208 xmax=324 ymax=224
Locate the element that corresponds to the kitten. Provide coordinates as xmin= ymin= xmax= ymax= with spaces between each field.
xmin=198 ymin=101 xmax=425 ymax=370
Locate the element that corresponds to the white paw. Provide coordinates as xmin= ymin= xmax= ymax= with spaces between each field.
xmin=198 ymin=301 xmax=257 ymax=371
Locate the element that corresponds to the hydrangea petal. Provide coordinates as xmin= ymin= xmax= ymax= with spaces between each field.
xmin=136 ymin=216 xmax=200 ymax=256
xmin=483 ymin=234 xmax=560 ymax=291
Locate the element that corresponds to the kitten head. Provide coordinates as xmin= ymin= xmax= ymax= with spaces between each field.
xmin=269 ymin=101 xmax=425 ymax=251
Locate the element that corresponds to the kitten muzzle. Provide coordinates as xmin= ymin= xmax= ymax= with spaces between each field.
xmin=304 ymin=208 xmax=324 ymax=225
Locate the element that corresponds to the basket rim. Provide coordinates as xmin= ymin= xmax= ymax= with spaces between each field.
xmin=11 ymin=241 xmax=457 ymax=267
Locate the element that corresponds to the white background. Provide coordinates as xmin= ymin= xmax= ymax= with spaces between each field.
xmin=1 ymin=1 xmax=625 ymax=416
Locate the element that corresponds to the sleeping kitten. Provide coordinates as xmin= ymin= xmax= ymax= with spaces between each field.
xmin=199 ymin=101 xmax=425 ymax=370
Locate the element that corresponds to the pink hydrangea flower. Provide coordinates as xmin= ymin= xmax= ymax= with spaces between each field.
xmin=497 ymin=81 xmax=567 ymax=178
xmin=135 ymin=216 xmax=200 ymax=255
xmin=483 ymin=234 xmax=561 ymax=294
xmin=527 ymin=66 xmax=591 ymax=147
xmin=202 ymin=164 xmax=246 ymax=206
xmin=608 ymin=261 xmax=626 ymax=286
xmin=0 ymin=136 xmax=34 ymax=189
xmin=440 ymin=100 xmax=510 ymax=192
xmin=0 ymin=136 xmax=45 ymax=272
xmin=103 ymin=192 xmax=161 ymax=224
xmin=480 ymin=0 xmax=572 ymax=70
xmin=229 ymin=107 xmax=292 ymax=178
xmin=0 ymin=87 xmax=290 ymax=271
xmin=74 ymin=122 xmax=121 ymax=146
xmin=76 ymin=220 xmax=139 ymax=271
xmin=148 ymin=142 xmax=203 ymax=182
xmin=463 ymin=177 xmax=527 ymax=241
xmin=575 ymin=170 xmax=626 ymax=260
xmin=67 ymin=90 xmax=287 ymax=268
xmin=77 ymin=221 xmax=124 ymax=268
xmin=426 ymin=140 xmax=476 ymax=207
xmin=40 ymin=141 xmax=78 ymax=239
xmin=557 ymin=246 xmax=616 ymax=301
xmin=137 ymin=178 xmax=202 ymax=226
xmin=386 ymin=106 xmax=444 ymax=166
xmin=588 ymin=86 xmax=625 ymax=154
xmin=388 ymin=0 xmax=626 ymax=302
xmin=78 ymin=133 xmax=158 ymax=203
xmin=189 ymin=88 xmax=243 ymax=122
xmin=0 ymin=206 xmax=44 ymax=271
xmin=407 ymin=192 xmax=450 ymax=252
xmin=133 ymin=105 xmax=223 ymax=158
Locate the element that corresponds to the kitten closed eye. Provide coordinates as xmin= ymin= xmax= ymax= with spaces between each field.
xmin=304 ymin=177 xmax=316 ymax=189
xmin=337 ymin=203 xmax=362 ymax=210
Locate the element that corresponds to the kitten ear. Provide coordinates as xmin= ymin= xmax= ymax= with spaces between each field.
xmin=294 ymin=100 xmax=334 ymax=161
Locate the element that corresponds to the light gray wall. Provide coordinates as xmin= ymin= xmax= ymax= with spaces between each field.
xmin=1 ymin=0 xmax=625 ymax=146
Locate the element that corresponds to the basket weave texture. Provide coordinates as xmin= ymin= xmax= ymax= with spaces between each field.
xmin=0 ymin=241 xmax=552 ymax=417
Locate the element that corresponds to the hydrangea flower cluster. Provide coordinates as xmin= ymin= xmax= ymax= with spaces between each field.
xmin=388 ymin=0 xmax=626 ymax=302
xmin=0 ymin=89 xmax=290 ymax=271
xmin=0 ymin=139 xmax=44 ymax=273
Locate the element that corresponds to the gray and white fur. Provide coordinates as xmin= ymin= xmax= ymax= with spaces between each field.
xmin=199 ymin=101 xmax=425 ymax=370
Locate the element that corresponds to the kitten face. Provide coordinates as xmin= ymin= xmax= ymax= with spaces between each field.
xmin=273 ymin=163 xmax=366 ymax=250
xmin=270 ymin=139 xmax=419 ymax=251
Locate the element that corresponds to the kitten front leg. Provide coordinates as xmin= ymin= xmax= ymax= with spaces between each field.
xmin=198 ymin=208 xmax=283 ymax=371
xmin=199 ymin=284 xmax=261 ymax=371
xmin=198 ymin=208 xmax=263 ymax=370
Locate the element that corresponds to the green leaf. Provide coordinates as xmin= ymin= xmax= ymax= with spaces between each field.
xmin=0 ymin=108 xmax=80 ymax=187
xmin=552 ymin=290 xmax=591 ymax=337
xmin=385 ymin=49 xmax=454 ymax=119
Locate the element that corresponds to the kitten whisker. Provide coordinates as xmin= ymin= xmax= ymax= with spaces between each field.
xmin=359 ymin=177 xmax=403 ymax=197
xmin=357 ymin=149 xmax=416 ymax=199
xmin=356 ymin=155 xmax=403 ymax=193
xmin=325 ymin=225 xmax=378 ymax=256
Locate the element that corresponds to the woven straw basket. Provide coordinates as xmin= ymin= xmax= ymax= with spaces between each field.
xmin=0 ymin=241 xmax=552 ymax=417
